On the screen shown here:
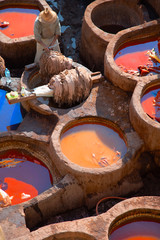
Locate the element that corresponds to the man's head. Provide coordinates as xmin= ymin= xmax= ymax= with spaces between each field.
xmin=38 ymin=8 xmax=57 ymax=23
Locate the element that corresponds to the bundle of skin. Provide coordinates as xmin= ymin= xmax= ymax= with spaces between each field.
xmin=22 ymin=66 xmax=92 ymax=107
xmin=48 ymin=66 xmax=92 ymax=107
xmin=0 ymin=189 xmax=12 ymax=207
xmin=39 ymin=51 xmax=73 ymax=84
xmin=0 ymin=56 xmax=5 ymax=77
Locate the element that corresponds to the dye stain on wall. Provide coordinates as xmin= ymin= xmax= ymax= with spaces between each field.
xmin=0 ymin=89 xmax=23 ymax=131
xmin=61 ymin=122 xmax=127 ymax=168
xmin=0 ymin=149 xmax=52 ymax=205
xmin=0 ymin=5 xmax=40 ymax=38
xmin=109 ymin=220 xmax=160 ymax=240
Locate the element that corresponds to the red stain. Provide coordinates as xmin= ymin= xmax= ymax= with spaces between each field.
xmin=0 ymin=149 xmax=52 ymax=205
xmin=141 ymin=86 xmax=160 ymax=122
xmin=4 ymin=177 xmax=38 ymax=205
xmin=142 ymin=95 xmax=155 ymax=118
xmin=115 ymin=50 xmax=152 ymax=71
xmin=114 ymin=38 xmax=160 ymax=76
xmin=0 ymin=7 xmax=39 ymax=38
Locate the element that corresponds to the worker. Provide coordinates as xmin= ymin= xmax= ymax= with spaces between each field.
xmin=34 ymin=8 xmax=61 ymax=63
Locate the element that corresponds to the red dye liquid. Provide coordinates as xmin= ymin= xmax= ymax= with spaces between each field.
xmin=114 ymin=39 xmax=160 ymax=75
xmin=141 ymin=85 xmax=160 ymax=122
xmin=109 ymin=221 xmax=160 ymax=240
xmin=0 ymin=6 xmax=40 ymax=38
xmin=0 ymin=149 xmax=52 ymax=205
xmin=115 ymin=51 xmax=152 ymax=71
xmin=4 ymin=177 xmax=38 ymax=205
xmin=61 ymin=122 xmax=127 ymax=168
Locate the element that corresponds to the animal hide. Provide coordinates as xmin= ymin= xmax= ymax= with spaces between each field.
xmin=39 ymin=51 xmax=73 ymax=84
xmin=0 ymin=56 xmax=5 ymax=77
xmin=48 ymin=67 xmax=92 ymax=107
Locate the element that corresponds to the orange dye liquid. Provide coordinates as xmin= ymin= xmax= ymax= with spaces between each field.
xmin=0 ymin=6 xmax=40 ymax=38
xmin=141 ymin=85 xmax=160 ymax=122
xmin=109 ymin=221 xmax=160 ymax=240
xmin=0 ymin=149 xmax=52 ymax=205
xmin=60 ymin=123 xmax=127 ymax=168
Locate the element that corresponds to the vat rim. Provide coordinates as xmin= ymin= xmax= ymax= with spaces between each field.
xmin=109 ymin=208 xmax=160 ymax=237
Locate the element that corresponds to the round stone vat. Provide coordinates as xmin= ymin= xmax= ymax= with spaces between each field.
xmin=80 ymin=0 xmax=146 ymax=73
xmin=21 ymin=67 xmax=59 ymax=115
xmin=104 ymin=19 xmax=160 ymax=92
xmin=107 ymin=197 xmax=160 ymax=240
xmin=21 ymin=64 xmax=92 ymax=115
xmin=0 ymin=0 xmax=50 ymax=67
xmin=144 ymin=0 xmax=160 ymax=18
xmin=0 ymin=87 xmax=24 ymax=131
xmin=109 ymin=215 xmax=160 ymax=240
xmin=130 ymin=78 xmax=160 ymax=151
xmin=50 ymin=116 xmax=144 ymax=206
xmin=60 ymin=117 xmax=127 ymax=168
xmin=0 ymin=134 xmax=59 ymax=206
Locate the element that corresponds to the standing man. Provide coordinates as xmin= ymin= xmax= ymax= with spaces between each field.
xmin=34 ymin=8 xmax=61 ymax=63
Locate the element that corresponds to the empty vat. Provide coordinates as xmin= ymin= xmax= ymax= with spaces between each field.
xmin=80 ymin=0 xmax=146 ymax=72
xmin=144 ymin=0 xmax=160 ymax=19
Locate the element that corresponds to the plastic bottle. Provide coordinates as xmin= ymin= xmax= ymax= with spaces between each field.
xmin=5 ymin=68 xmax=11 ymax=85
xmin=21 ymin=86 xmax=30 ymax=97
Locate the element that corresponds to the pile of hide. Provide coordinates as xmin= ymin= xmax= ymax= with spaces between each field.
xmin=39 ymin=51 xmax=92 ymax=107
xmin=48 ymin=67 xmax=92 ymax=107
xmin=39 ymin=51 xmax=73 ymax=84
xmin=0 ymin=56 xmax=5 ymax=77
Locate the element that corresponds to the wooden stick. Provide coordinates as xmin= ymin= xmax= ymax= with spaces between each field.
xmin=6 ymin=71 xmax=104 ymax=105
xmin=90 ymin=72 xmax=104 ymax=83
xmin=6 ymin=93 xmax=37 ymax=104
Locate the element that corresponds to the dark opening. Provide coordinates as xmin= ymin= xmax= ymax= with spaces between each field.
xmin=100 ymin=24 xmax=125 ymax=34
